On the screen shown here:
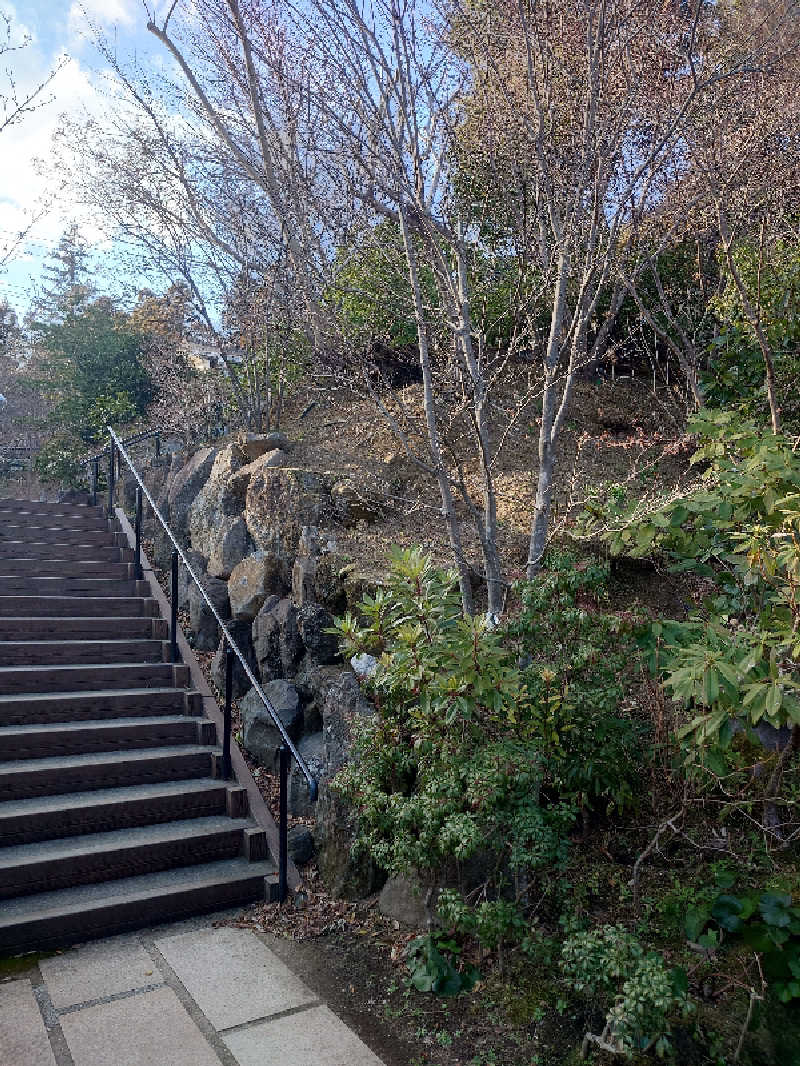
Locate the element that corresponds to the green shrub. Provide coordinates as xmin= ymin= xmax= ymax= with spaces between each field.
xmin=331 ymin=547 xmax=647 ymax=953
xmin=561 ymin=925 xmax=691 ymax=1057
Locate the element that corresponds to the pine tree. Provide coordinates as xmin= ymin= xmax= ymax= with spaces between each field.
xmin=37 ymin=224 xmax=94 ymax=322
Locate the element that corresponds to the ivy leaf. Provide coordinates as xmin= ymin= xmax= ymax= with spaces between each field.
xmin=685 ymin=906 xmax=710 ymax=942
xmin=712 ymin=894 xmax=745 ymax=932
xmin=760 ymin=893 xmax=793 ymax=928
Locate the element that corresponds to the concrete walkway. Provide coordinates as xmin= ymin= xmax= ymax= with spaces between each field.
xmin=0 ymin=918 xmax=386 ymax=1066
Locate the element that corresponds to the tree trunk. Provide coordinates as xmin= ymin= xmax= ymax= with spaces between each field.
xmin=527 ymin=251 xmax=569 ymax=579
xmin=400 ymin=208 xmax=474 ymax=616
xmin=454 ymin=232 xmax=504 ymax=617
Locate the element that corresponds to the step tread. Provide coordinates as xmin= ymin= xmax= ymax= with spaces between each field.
xmin=0 ymin=715 xmax=199 ymax=737
xmin=0 ymin=640 xmax=158 ymax=648
xmin=0 ymin=815 xmax=252 ymax=869
xmin=0 ymin=686 xmax=181 ymax=705
xmin=0 ymin=858 xmax=274 ymax=927
xmin=0 ymin=662 xmax=171 ymax=674
xmin=0 ymin=745 xmax=216 ymax=776
xmin=0 ymin=778 xmax=225 ymax=819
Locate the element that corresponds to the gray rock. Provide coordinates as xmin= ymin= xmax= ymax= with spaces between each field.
xmin=241 ymin=680 xmax=303 ymax=767
xmin=167 ymin=446 xmax=217 ymax=544
xmin=245 ymin=466 xmax=331 ymax=569
xmin=314 ymin=672 xmax=381 ymax=899
xmin=378 ymin=876 xmax=430 ymax=928
xmin=287 ymin=825 xmax=314 ymax=866
xmin=208 ymin=516 xmax=251 ymax=580
xmin=210 ymin=620 xmax=258 ymax=699
xmin=298 ymin=603 xmax=340 ymax=664
xmin=351 ymin=653 xmax=378 ymax=679
xmin=188 ymin=442 xmax=249 ymax=557
xmin=188 ymin=574 xmax=230 ymax=651
xmin=288 ymin=732 xmax=325 ymax=817
xmin=294 ymin=655 xmax=343 ymax=733
xmin=241 ymin=432 xmax=289 ymax=461
xmin=730 ymin=718 xmax=794 ymax=752
xmin=228 ymin=553 xmax=285 ymax=623
xmin=252 ymin=596 xmax=303 ymax=681
xmin=178 ymin=550 xmax=208 ymax=613
xmin=226 ymin=449 xmax=287 ymax=502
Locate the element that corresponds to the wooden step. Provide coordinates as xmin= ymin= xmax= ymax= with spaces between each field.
xmin=0 ymin=779 xmax=243 ymax=847
xmin=0 ymin=576 xmax=145 ymax=596
xmin=0 ymin=858 xmax=274 ymax=953
xmin=0 ymin=816 xmax=258 ymax=899
xmin=0 ymin=661 xmax=186 ymax=695
xmin=0 ymin=515 xmax=109 ymax=533
xmin=0 ymin=501 xmax=100 ymax=517
xmin=0 ymin=687 xmax=199 ymax=726
xmin=0 ymin=542 xmax=131 ymax=562
xmin=0 ymin=595 xmax=155 ymax=617
xmin=0 ymin=715 xmax=214 ymax=760
xmin=0 ymin=559 xmax=131 ymax=578
xmin=0 ymin=746 xmax=216 ymax=801
xmin=0 ymin=528 xmax=118 ymax=547
xmin=0 ymin=639 xmax=166 ymax=666
xmin=0 ymin=616 xmax=166 ymax=641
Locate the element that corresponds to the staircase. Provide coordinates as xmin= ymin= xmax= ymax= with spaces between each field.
xmin=0 ymin=498 xmax=275 ymax=954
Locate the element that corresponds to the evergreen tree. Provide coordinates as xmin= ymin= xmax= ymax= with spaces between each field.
xmin=37 ymin=224 xmax=94 ymax=322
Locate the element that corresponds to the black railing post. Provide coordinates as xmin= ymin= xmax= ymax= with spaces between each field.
xmin=134 ymin=486 xmax=143 ymax=580
xmin=278 ymin=744 xmax=289 ymax=904
xmin=223 ymin=645 xmax=234 ymax=779
xmin=107 ymin=440 xmax=115 ymax=516
xmin=170 ymin=548 xmax=180 ymax=663
xmin=91 ymin=458 xmax=99 ymax=508
xmin=155 ymin=433 xmax=161 ymax=459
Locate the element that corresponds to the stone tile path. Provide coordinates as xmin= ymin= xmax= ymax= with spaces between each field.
xmin=0 ymin=920 xmax=385 ymax=1066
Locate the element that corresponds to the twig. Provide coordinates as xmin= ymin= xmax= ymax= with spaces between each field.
xmin=631 ymin=808 xmax=685 ymax=911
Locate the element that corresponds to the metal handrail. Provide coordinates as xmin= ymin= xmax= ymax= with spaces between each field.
xmin=86 ymin=428 xmax=162 ymax=466
xmin=106 ymin=425 xmax=317 ymax=902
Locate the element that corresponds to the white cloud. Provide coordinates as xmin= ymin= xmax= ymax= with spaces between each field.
xmin=68 ymin=0 xmax=136 ymax=32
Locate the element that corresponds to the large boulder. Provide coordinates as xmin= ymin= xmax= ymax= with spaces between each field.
xmin=252 ymin=596 xmax=303 ymax=681
xmin=294 ymin=654 xmax=342 ymax=733
xmin=188 ymin=441 xmax=249 ymax=557
xmin=245 ymin=466 xmax=331 ymax=569
xmin=188 ymin=574 xmax=230 ymax=651
xmin=291 ymin=526 xmax=320 ymax=606
xmin=226 ymin=449 xmax=288 ymax=502
xmin=241 ymin=680 xmax=303 ymax=767
xmin=287 ymin=825 xmax=314 ymax=866
xmin=314 ymin=672 xmax=382 ymax=899
xmin=167 ymin=446 xmax=218 ymax=545
xmin=210 ymin=620 xmax=258 ymax=699
xmin=288 ymin=731 xmax=325 ymax=817
xmin=208 ymin=516 xmax=251 ymax=580
xmin=297 ymin=603 xmax=340 ymax=665
xmin=240 ymin=431 xmax=289 ymax=461
xmin=178 ymin=549 xmax=208 ymax=613
xmin=228 ymin=553 xmax=285 ymax=623
xmin=378 ymin=876 xmax=430 ymax=928
xmin=151 ymin=452 xmax=187 ymax=569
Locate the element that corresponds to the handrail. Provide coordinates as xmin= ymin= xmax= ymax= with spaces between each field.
xmin=106 ymin=425 xmax=317 ymax=902
xmin=86 ymin=428 xmax=162 ymax=465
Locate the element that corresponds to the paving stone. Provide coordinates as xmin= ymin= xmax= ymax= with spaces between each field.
xmin=40 ymin=934 xmax=162 ymax=1008
xmin=156 ymin=926 xmax=315 ymax=1030
xmin=0 ymin=979 xmax=56 ymax=1066
xmin=60 ymin=985 xmax=222 ymax=1066
xmin=222 ymin=1004 xmax=385 ymax=1066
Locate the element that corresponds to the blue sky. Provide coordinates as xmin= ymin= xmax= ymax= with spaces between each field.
xmin=0 ymin=0 xmax=168 ymax=316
